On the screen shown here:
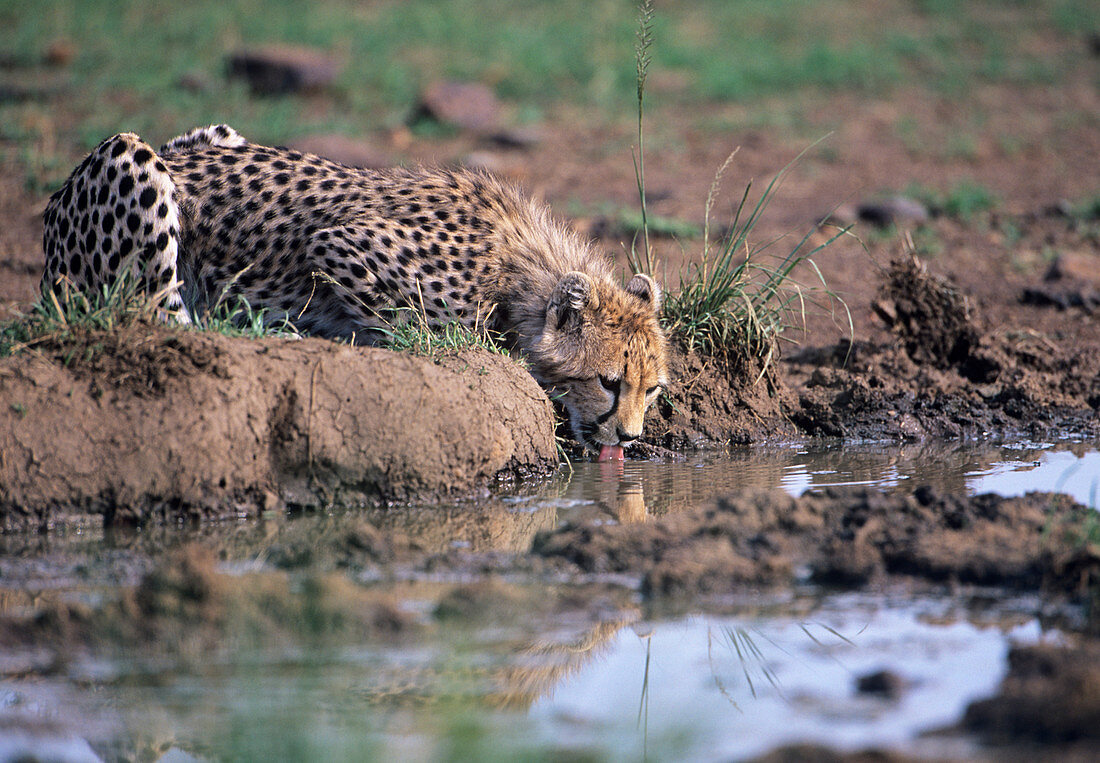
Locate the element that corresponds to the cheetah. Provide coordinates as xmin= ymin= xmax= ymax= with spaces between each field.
xmin=42 ymin=125 xmax=669 ymax=459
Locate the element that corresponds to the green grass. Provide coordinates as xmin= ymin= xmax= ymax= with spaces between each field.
xmin=0 ymin=0 xmax=1092 ymax=157
xmin=0 ymin=272 xmax=296 ymax=358
xmin=374 ymin=308 xmax=510 ymax=359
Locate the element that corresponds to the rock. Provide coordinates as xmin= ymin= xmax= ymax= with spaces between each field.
xmin=286 ymin=134 xmax=393 ymax=168
xmin=855 ymin=669 xmax=906 ymax=700
xmin=856 ymin=196 xmax=929 ymax=228
xmin=226 ymin=45 xmax=343 ymax=95
xmin=1044 ymin=252 xmax=1099 ymax=285
xmin=178 ymin=71 xmax=212 ymax=94
xmin=487 ymin=126 xmax=543 ymax=149
xmin=412 ymin=80 xmax=502 ymax=133
xmin=44 ymin=38 xmax=76 ymax=67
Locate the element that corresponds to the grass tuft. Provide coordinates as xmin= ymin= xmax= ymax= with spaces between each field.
xmin=373 ymin=307 xmax=510 ymax=359
xmin=661 ymin=148 xmax=851 ymax=370
xmin=1 ymin=271 xmax=296 ymax=358
xmin=1 ymin=272 xmax=159 ymax=357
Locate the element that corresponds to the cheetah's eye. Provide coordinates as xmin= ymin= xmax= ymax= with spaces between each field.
xmin=598 ymin=375 xmax=619 ymax=393
xmin=646 ymin=385 xmax=660 ymax=396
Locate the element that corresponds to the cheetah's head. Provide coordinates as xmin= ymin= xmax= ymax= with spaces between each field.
xmin=530 ymin=271 xmax=668 ymax=457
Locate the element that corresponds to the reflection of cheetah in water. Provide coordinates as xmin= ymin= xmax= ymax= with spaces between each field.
xmin=43 ymin=125 xmax=668 ymax=455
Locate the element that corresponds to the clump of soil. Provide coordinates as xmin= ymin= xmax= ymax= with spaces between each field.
xmin=872 ymin=254 xmax=982 ymax=372
xmin=534 ymin=486 xmax=1100 ymax=600
xmin=963 ymin=643 xmax=1100 ymax=744
xmin=0 ymin=324 xmax=557 ymax=531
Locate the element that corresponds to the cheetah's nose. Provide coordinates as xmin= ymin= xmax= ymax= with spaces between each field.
xmin=616 ymin=426 xmax=639 ymax=445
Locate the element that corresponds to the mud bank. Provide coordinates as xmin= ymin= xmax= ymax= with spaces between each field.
xmin=534 ymin=486 xmax=1100 ymax=603
xmin=786 ymin=256 xmax=1100 ymax=441
xmin=0 ymin=323 xmax=556 ymax=531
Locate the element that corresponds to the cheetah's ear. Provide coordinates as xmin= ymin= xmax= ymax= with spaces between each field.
xmin=625 ymin=273 xmax=661 ymax=313
xmin=547 ymin=271 xmax=598 ymax=331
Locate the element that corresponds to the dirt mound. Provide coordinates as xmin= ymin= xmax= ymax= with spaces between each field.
xmin=534 ymin=486 xmax=1100 ymax=599
xmin=645 ymin=344 xmax=799 ymax=449
xmin=0 ymin=325 xmax=557 ymax=531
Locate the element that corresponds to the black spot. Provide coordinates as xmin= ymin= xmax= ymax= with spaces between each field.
xmin=157 ymin=203 xmax=169 ymax=219
xmin=320 ymin=179 xmax=335 ymax=191
xmin=219 ymin=154 xmax=238 ymax=166
xmin=155 ymin=161 xmax=167 ymax=173
xmin=106 ymin=166 xmax=118 ymax=182
xmin=101 ymin=214 xmax=115 ymax=235
xmin=296 ymin=179 xmax=311 ymax=192
xmin=84 ymin=230 xmax=97 ymax=253
xmin=69 ymin=254 xmax=82 ymax=276
xmin=133 ymin=148 xmax=153 ymax=165
xmin=127 ymin=213 xmax=141 ymax=233
xmin=249 ymin=178 xmax=264 ymax=193
xmin=156 ymin=232 xmax=169 ymax=251
xmin=350 ymin=262 xmax=368 ymax=278
xmin=108 ymin=252 xmax=120 ymax=270
xmin=110 ymin=140 xmax=127 ymax=158
xmin=138 ymin=187 xmax=157 ymax=209
xmin=420 ymin=262 xmax=436 ymax=275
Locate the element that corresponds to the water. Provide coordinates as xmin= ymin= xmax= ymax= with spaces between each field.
xmin=0 ymin=439 xmax=1096 ymax=761
xmin=544 ymin=439 xmax=1100 ymax=525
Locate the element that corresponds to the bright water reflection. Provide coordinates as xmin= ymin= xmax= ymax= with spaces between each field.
xmin=530 ymin=594 xmax=1049 ymax=761
xmin=539 ymin=439 xmax=1099 ymax=524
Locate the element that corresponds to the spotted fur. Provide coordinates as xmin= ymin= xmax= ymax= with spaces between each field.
xmin=42 ymin=125 xmax=669 ymax=451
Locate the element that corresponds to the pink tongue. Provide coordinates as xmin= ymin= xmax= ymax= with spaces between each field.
xmin=597 ymin=444 xmax=625 ymax=462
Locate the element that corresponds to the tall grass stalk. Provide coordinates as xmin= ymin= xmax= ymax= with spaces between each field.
xmin=627 ymin=0 xmax=656 ymax=277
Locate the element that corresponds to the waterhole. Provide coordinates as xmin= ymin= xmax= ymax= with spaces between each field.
xmin=0 ymin=438 xmax=1096 ymax=760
